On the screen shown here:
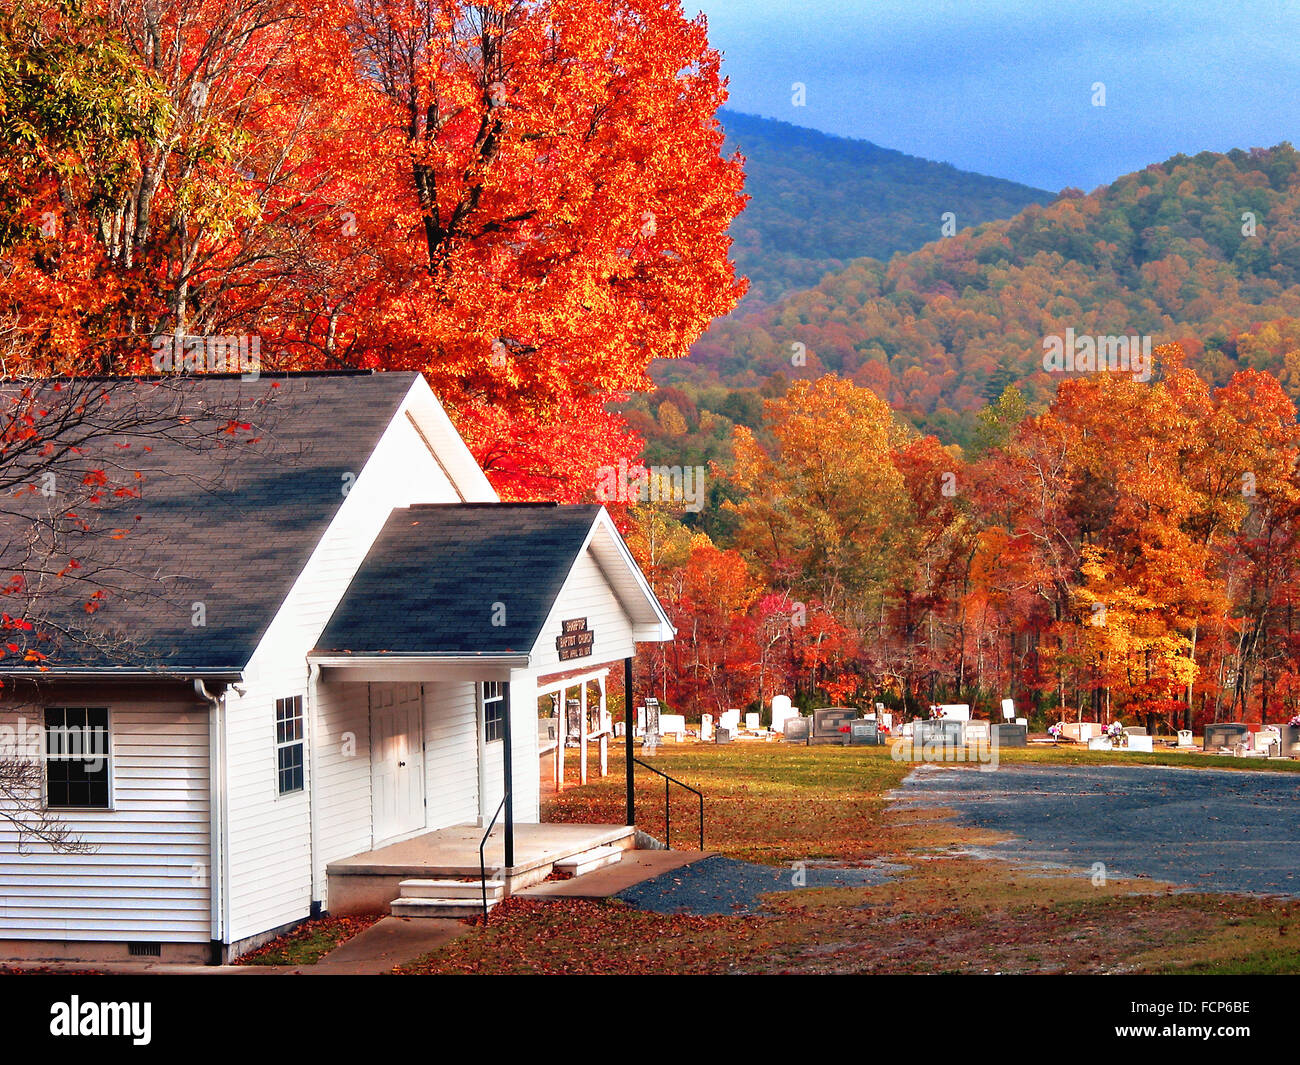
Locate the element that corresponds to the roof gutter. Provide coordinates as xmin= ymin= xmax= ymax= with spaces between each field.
xmin=0 ymin=669 xmax=245 ymax=681
xmin=308 ymin=654 xmax=530 ymax=668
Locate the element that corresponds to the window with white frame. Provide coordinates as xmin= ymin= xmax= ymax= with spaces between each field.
xmin=275 ymin=696 xmax=305 ymax=795
xmin=44 ymin=707 xmax=110 ymax=808
xmin=483 ymin=682 xmax=507 ymax=744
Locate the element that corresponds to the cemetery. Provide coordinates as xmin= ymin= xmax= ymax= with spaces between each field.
xmin=594 ymin=690 xmax=1300 ymax=765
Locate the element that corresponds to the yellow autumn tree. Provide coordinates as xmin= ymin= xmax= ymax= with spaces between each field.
xmin=726 ymin=375 xmax=909 ymax=619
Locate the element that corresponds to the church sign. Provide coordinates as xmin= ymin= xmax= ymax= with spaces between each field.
xmin=556 ymin=617 xmax=594 ymax=661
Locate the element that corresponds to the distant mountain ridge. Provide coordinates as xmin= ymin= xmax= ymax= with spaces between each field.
xmin=718 ymin=109 xmax=1056 ymax=305
xmin=673 ymin=142 xmax=1300 ymax=446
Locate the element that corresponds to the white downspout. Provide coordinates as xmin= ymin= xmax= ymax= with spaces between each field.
xmin=194 ymin=679 xmax=227 ymax=962
xmin=307 ymin=661 xmax=322 ymax=911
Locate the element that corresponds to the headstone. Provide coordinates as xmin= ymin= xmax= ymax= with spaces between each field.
xmin=849 ymin=721 xmax=882 ymax=746
xmin=719 ymin=708 xmax=741 ymax=732
xmin=991 ymin=723 xmax=1027 ymax=747
xmin=660 ymin=714 xmax=686 ymax=741
xmin=783 ymin=715 xmax=811 ymax=743
xmin=811 ymin=707 xmax=859 ymax=745
xmin=1079 ymin=722 xmax=1097 ymax=741
xmin=917 ymin=718 xmax=964 ymax=746
xmin=1015 ymin=717 xmax=1028 ymax=727
xmin=1283 ymin=725 xmax=1300 ymax=758
xmin=700 ymin=713 xmax=714 ymax=742
xmin=1087 ymin=736 xmax=1112 ymax=751
xmin=770 ymin=695 xmax=797 ymax=734
xmin=745 ymin=712 xmax=761 ymax=731
xmin=1177 ymin=729 xmax=1194 ymax=748
xmin=880 ymin=712 xmax=893 ymax=730
xmin=1204 ymin=722 xmax=1249 ymax=750
xmin=1001 ymin=698 xmax=1016 ymax=721
xmin=644 ymin=696 xmax=661 ymax=741
xmin=715 ymin=727 xmax=733 ymax=745
xmin=1127 ymin=735 xmax=1154 ymax=753
xmin=1123 ymin=726 xmax=1148 ymax=736
xmin=939 ymin=704 xmax=971 ymax=722
xmin=1254 ymin=726 xmax=1282 ymax=755
xmin=965 ymin=721 xmax=991 ymax=743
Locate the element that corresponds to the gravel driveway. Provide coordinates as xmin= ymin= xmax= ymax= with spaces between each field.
xmin=893 ymin=762 xmax=1300 ymax=896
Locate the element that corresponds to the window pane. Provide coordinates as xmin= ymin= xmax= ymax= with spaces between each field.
xmin=44 ymin=708 xmax=109 ymax=808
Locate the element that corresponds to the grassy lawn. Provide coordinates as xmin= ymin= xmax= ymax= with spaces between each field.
xmin=398 ymin=740 xmax=1300 ymax=975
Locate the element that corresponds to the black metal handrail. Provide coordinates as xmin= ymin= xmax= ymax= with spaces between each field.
xmin=478 ymin=790 xmax=509 ymax=922
xmin=632 ymin=757 xmax=703 ymax=850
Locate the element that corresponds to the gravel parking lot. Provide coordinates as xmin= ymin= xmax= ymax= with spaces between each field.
xmin=893 ymin=762 xmax=1300 ymax=896
xmin=615 ymin=854 xmax=900 ymax=915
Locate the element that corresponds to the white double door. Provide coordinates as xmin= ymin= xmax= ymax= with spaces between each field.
xmin=371 ymin=683 xmax=426 ymax=844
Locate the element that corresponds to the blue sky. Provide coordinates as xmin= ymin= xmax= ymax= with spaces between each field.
xmin=690 ymin=0 xmax=1300 ymax=192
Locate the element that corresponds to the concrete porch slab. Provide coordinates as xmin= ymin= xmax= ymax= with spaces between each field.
xmin=327 ymin=822 xmax=637 ymax=912
xmin=516 ymin=850 xmax=715 ymax=899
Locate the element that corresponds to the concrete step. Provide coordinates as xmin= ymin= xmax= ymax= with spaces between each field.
xmin=554 ymin=845 xmax=624 ymax=878
xmin=398 ymin=878 xmax=504 ymax=900
xmin=390 ymin=896 xmax=498 ymax=919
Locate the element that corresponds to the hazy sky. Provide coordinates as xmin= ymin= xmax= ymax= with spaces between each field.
xmin=690 ymin=0 xmax=1300 ymax=192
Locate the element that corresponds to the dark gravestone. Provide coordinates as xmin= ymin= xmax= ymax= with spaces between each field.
xmin=783 ymin=716 xmax=811 ymax=744
xmin=990 ymin=723 xmax=1027 ymax=747
xmin=1204 ymin=723 xmax=1249 ymax=750
xmin=812 ymin=708 xmax=858 ymax=746
xmin=1283 ymin=725 xmax=1300 ymax=758
xmin=916 ymin=719 xmax=964 ymax=746
xmin=715 ymin=727 xmax=733 ymax=745
xmin=849 ymin=721 xmax=882 ymax=746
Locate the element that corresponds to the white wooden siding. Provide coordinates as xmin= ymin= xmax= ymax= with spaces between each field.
xmin=423 ymin=682 xmax=479 ymax=831
xmin=530 ymin=548 xmax=637 ymax=674
xmin=312 ymin=680 xmax=371 ymax=905
xmin=0 ymin=700 xmax=210 ymax=942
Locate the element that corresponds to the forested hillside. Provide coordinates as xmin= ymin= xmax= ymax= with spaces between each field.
xmin=668 ymin=143 xmax=1300 ymax=446
xmin=718 ymin=109 xmax=1054 ymax=304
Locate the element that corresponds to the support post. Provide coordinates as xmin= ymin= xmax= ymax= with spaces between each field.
xmin=553 ymin=692 xmax=563 ymax=793
xmin=503 ymin=680 xmax=514 ymax=869
xmin=579 ymin=682 xmax=588 ymax=785
xmin=624 ymin=656 xmax=635 ymax=827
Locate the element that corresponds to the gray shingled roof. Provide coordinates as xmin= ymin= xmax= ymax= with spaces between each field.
xmin=315 ymin=504 xmax=603 ymax=656
xmin=0 ymin=371 xmax=420 ymax=674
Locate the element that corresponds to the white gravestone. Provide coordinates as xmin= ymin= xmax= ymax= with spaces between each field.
xmin=1001 ymin=698 xmax=1016 ymax=721
xmin=720 ymin=708 xmax=741 ymax=732
xmin=770 ymin=695 xmax=797 ymax=734
xmin=700 ymin=713 xmax=714 ymax=742
xmin=745 ymin=712 xmax=760 ymax=731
